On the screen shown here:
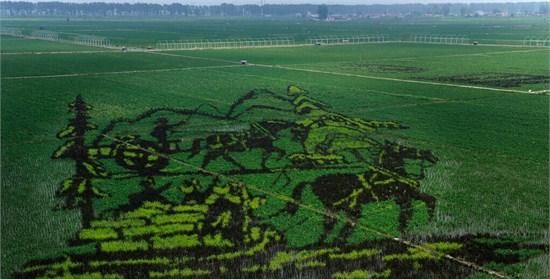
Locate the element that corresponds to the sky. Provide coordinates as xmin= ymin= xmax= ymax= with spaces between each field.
xmin=29 ymin=0 xmax=548 ymax=4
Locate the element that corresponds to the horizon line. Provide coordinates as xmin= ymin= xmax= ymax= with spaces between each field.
xmin=2 ymin=0 xmax=547 ymax=5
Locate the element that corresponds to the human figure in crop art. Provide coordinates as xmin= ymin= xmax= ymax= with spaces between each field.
xmin=285 ymin=85 xmax=405 ymax=168
xmin=189 ymin=120 xmax=292 ymax=171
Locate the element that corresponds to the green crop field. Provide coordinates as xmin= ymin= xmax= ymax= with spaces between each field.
xmin=2 ymin=16 xmax=549 ymax=46
xmin=1 ymin=16 xmax=549 ymax=279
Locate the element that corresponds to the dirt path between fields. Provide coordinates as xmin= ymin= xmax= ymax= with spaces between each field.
xmin=2 ymin=41 xmax=546 ymax=56
xmin=1 ymin=50 xmax=118 ymax=55
xmin=251 ymin=63 xmax=546 ymax=96
xmin=2 ymin=64 xmax=240 ymax=80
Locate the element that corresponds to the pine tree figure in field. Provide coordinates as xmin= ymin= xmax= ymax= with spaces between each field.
xmin=52 ymin=95 xmax=109 ymax=228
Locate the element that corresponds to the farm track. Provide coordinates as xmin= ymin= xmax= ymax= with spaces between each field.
xmin=147 ymin=50 xmax=240 ymax=64
xmin=0 ymin=40 xmax=398 ymax=55
xmin=2 ymin=41 xmax=547 ymax=56
xmin=1 ymin=64 xmax=240 ymax=80
xmin=1 ymin=50 xmax=118 ymax=55
xmin=251 ymin=63 xmax=544 ymax=95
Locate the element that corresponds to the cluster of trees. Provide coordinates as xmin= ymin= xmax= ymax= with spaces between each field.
xmin=0 ymin=1 xmax=547 ymax=17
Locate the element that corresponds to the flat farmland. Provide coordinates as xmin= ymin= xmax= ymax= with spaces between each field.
xmin=177 ymin=43 xmax=550 ymax=91
xmin=2 ymin=16 xmax=549 ymax=46
xmin=2 ymin=51 xmax=235 ymax=77
xmin=0 ymin=36 xmax=104 ymax=53
xmin=1 ymin=17 xmax=549 ymax=279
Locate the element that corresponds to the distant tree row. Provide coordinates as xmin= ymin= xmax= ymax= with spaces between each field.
xmin=0 ymin=1 xmax=547 ymax=17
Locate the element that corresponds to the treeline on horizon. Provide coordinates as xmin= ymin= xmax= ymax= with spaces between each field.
xmin=0 ymin=1 xmax=548 ymax=17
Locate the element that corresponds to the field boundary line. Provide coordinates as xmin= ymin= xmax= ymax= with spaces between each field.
xmin=1 ymin=34 xmax=118 ymax=50
xmin=0 ymin=42 xmax=398 ymax=56
xmin=3 ymin=38 xmax=547 ymax=56
xmin=279 ymin=48 xmax=549 ymax=67
xmin=136 ymin=41 xmax=550 ymax=52
xmin=1 ymin=50 xmax=119 ymax=55
xmin=207 ymin=67 xmax=448 ymax=102
xmin=101 ymin=133 xmax=513 ymax=279
xmin=151 ymin=41 xmax=401 ymax=51
xmin=397 ymin=40 xmax=550 ymax=49
xmin=147 ymin=51 xmax=241 ymax=64
xmin=2 ymin=64 xmax=239 ymax=80
xmin=251 ymin=63 xmax=545 ymax=95
xmin=4 ymin=42 xmax=544 ymax=58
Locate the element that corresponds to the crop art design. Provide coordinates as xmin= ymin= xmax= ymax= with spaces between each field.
xmin=341 ymin=63 xmax=425 ymax=73
xmin=427 ymin=72 xmax=550 ymax=88
xmin=16 ymin=86 xmax=546 ymax=278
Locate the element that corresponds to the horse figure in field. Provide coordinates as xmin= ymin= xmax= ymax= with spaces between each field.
xmin=376 ymin=140 xmax=438 ymax=179
xmin=189 ymin=120 xmax=293 ymax=171
xmin=279 ymin=141 xmax=438 ymax=243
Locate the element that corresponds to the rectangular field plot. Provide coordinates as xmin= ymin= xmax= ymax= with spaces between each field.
xmin=166 ymin=43 xmax=549 ymax=92
xmin=239 ymin=44 xmax=549 ymax=92
xmin=0 ymin=36 xmax=102 ymax=53
xmin=163 ymin=43 xmax=529 ymax=67
xmin=2 ymin=16 xmax=548 ymax=47
xmin=214 ymin=63 xmax=517 ymax=101
xmin=1 ymin=51 xmax=234 ymax=78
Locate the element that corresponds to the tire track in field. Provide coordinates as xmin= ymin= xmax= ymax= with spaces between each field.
xmin=351 ymin=99 xmax=458 ymax=112
xmin=2 ymin=64 xmax=240 ymax=80
xmin=251 ymin=63 xmax=539 ymax=95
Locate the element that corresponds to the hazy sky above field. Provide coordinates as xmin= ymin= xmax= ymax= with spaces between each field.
xmin=32 ymin=0 xmax=546 ymax=4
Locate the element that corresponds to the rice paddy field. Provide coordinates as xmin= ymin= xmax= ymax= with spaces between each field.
xmin=1 ymin=16 xmax=549 ymax=279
